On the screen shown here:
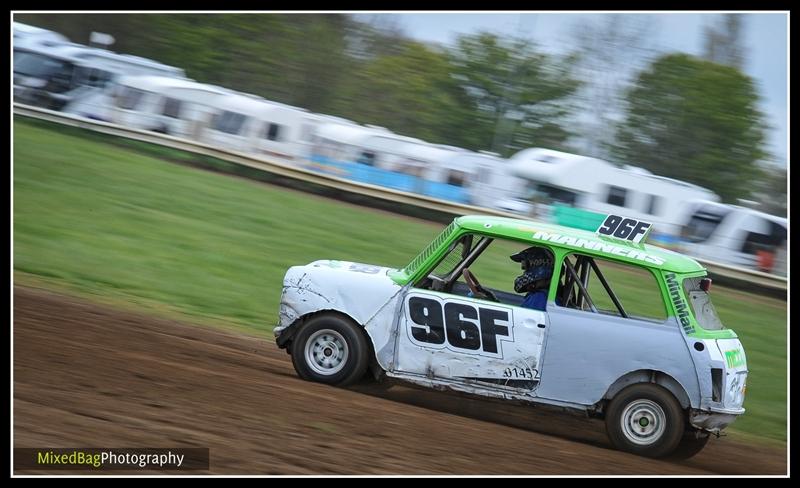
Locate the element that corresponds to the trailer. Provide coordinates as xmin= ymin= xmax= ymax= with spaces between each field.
xmin=309 ymin=123 xmax=526 ymax=206
xmin=203 ymin=94 xmax=315 ymax=161
xmin=680 ymin=201 xmax=787 ymax=276
xmin=508 ymin=148 xmax=720 ymax=241
xmin=13 ymin=22 xmax=69 ymax=49
xmin=13 ymin=41 xmax=185 ymax=119
xmin=109 ymin=75 xmax=235 ymax=140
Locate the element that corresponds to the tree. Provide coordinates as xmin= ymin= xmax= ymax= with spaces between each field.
xmin=612 ymin=53 xmax=768 ymax=202
xmin=749 ymin=165 xmax=787 ymax=217
xmin=568 ymin=14 xmax=658 ymax=159
xmin=703 ymin=14 xmax=746 ymax=70
xmin=449 ymin=32 xmax=581 ymax=157
xmin=15 ymin=14 xmax=354 ymax=114
xmin=332 ymin=41 xmax=473 ymax=146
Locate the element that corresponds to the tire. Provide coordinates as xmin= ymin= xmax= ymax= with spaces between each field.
xmin=290 ymin=314 xmax=370 ymax=387
xmin=605 ymin=383 xmax=686 ymax=458
xmin=668 ymin=431 xmax=711 ymax=460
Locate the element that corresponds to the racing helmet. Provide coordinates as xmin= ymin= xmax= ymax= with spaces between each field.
xmin=511 ymin=247 xmax=553 ymax=293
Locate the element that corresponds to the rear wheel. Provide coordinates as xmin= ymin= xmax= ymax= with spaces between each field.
xmin=290 ymin=314 xmax=369 ymax=387
xmin=605 ymin=383 xmax=685 ymax=458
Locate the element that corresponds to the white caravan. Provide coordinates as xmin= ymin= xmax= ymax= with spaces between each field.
xmin=291 ymin=113 xmax=360 ymax=161
xmin=13 ymin=22 xmax=69 ymax=49
xmin=203 ymin=95 xmax=316 ymax=161
xmin=110 ymin=75 xmax=235 ymax=141
xmin=680 ymin=201 xmax=787 ymax=275
xmin=455 ymin=152 xmax=531 ymax=214
xmin=309 ymin=123 xmax=528 ymax=207
xmin=308 ymin=122 xmax=393 ymax=165
xmin=508 ymin=148 xmax=720 ymax=238
xmin=13 ymin=41 xmax=185 ymax=119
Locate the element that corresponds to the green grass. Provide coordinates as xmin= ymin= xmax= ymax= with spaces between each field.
xmin=13 ymin=117 xmax=787 ymax=443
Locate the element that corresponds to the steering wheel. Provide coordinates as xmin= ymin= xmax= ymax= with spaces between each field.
xmin=462 ymin=268 xmax=499 ymax=302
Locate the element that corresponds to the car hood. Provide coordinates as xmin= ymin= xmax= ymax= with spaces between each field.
xmin=277 ymin=260 xmax=404 ymax=330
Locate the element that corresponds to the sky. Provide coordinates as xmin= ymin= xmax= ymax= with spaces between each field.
xmin=357 ymin=12 xmax=788 ymax=169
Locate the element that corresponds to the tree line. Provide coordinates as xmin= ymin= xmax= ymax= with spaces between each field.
xmin=17 ymin=13 xmax=781 ymax=207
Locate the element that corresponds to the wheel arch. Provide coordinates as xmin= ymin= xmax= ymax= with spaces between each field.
xmin=601 ymin=369 xmax=692 ymax=413
xmin=277 ymin=309 xmax=369 ymax=350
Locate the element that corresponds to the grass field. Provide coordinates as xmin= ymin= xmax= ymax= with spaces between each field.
xmin=13 ymin=117 xmax=787 ymax=443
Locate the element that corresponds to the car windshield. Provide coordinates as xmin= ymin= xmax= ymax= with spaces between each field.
xmin=683 ymin=277 xmax=725 ymax=330
xmin=402 ymin=221 xmax=456 ymax=279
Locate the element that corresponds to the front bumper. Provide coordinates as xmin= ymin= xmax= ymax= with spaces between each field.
xmin=689 ymin=407 xmax=745 ymax=433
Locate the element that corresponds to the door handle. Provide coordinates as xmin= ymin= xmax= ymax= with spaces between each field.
xmin=537 ymin=323 xmax=546 ymax=329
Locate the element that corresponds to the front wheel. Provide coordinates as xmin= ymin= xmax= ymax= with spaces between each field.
xmin=290 ymin=314 xmax=369 ymax=387
xmin=605 ymin=383 xmax=685 ymax=458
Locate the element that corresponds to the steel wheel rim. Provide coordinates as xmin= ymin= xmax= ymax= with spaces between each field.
xmin=305 ymin=329 xmax=349 ymax=376
xmin=621 ymin=399 xmax=667 ymax=446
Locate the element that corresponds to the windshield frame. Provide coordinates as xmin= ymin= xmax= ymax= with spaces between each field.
xmin=664 ymin=271 xmax=737 ymax=339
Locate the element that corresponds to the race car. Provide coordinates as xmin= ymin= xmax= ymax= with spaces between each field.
xmin=274 ymin=214 xmax=747 ymax=459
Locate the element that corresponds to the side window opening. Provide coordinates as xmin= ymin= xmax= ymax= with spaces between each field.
xmin=117 ymin=86 xmax=144 ymax=110
xmin=556 ymin=253 xmax=667 ymax=322
xmin=447 ymin=170 xmax=467 ymax=187
xmin=682 ymin=207 xmax=731 ymax=243
xmin=213 ymin=111 xmax=247 ymax=135
xmin=264 ymin=122 xmax=282 ymax=141
xmin=606 ymin=185 xmax=628 ymax=207
xmin=644 ymin=194 xmax=661 ymax=216
xmin=414 ymin=234 xmax=557 ymax=309
xmin=356 ymin=151 xmax=376 ymax=166
xmin=162 ymin=97 xmax=182 ymax=119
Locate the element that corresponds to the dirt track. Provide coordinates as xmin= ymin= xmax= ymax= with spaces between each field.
xmin=13 ymin=286 xmax=787 ymax=475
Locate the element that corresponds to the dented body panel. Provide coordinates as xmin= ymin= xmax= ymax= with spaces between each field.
xmin=275 ymin=260 xmax=403 ymax=370
xmin=395 ymin=290 xmax=547 ymax=391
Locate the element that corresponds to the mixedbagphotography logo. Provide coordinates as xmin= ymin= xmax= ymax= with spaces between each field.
xmin=14 ymin=448 xmax=210 ymax=471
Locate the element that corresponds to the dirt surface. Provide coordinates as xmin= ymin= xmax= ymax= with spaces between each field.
xmin=13 ymin=286 xmax=787 ymax=475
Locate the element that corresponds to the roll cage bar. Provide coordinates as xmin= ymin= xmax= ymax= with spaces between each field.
xmin=418 ymin=232 xmax=631 ymax=319
xmin=560 ymin=254 xmax=628 ymax=318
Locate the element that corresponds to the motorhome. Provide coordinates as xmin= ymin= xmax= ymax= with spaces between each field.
xmin=680 ymin=201 xmax=787 ymax=275
xmin=109 ymin=75 xmax=235 ymax=140
xmin=309 ymin=124 xmax=473 ymax=200
xmin=13 ymin=41 xmax=185 ymax=118
xmin=309 ymin=123 xmax=527 ymax=206
xmin=203 ymin=94 xmax=313 ymax=161
xmin=13 ymin=22 xmax=69 ymax=49
xmin=308 ymin=122 xmax=392 ymax=164
xmin=508 ymin=148 xmax=720 ymax=241
xmin=456 ymin=151 xmax=531 ymax=214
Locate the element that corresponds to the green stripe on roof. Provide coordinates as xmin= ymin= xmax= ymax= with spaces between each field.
xmin=455 ymin=215 xmax=704 ymax=274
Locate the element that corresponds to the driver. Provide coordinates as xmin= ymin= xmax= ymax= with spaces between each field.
xmin=511 ymin=247 xmax=554 ymax=311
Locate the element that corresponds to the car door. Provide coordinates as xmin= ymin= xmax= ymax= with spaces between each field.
xmin=394 ymin=290 xmax=548 ymax=391
xmin=391 ymin=233 xmax=550 ymax=393
xmin=535 ymin=253 xmax=698 ymax=407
